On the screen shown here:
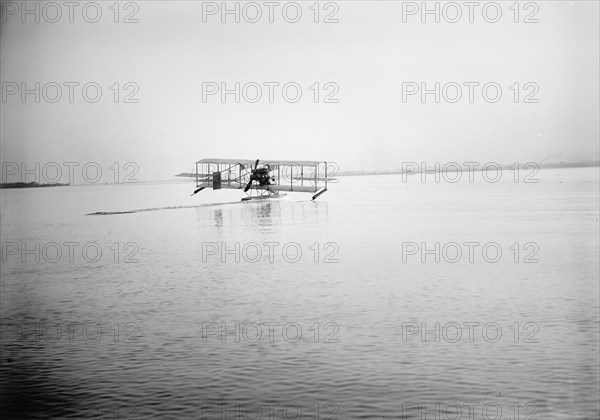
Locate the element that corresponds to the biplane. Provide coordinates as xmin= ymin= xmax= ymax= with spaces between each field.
xmin=176 ymin=159 xmax=334 ymax=201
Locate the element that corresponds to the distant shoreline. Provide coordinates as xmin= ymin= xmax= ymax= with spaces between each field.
xmin=338 ymin=161 xmax=600 ymax=177
xmin=0 ymin=182 xmax=70 ymax=189
xmin=2 ymin=163 xmax=596 ymax=187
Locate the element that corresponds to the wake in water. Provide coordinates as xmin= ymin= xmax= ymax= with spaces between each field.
xmin=86 ymin=201 xmax=243 ymax=215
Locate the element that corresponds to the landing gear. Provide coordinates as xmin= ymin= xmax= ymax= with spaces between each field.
xmin=241 ymin=188 xmax=281 ymax=201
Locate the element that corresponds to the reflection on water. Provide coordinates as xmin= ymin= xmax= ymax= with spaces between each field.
xmin=213 ymin=209 xmax=223 ymax=226
xmin=0 ymin=168 xmax=598 ymax=419
xmin=253 ymin=201 xmax=276 ymax=227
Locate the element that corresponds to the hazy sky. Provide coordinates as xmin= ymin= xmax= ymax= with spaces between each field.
xmin=1 ymin=1 xmax=599 ymax=180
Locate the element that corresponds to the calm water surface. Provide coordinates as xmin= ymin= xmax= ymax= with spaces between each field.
xmin=1 ymin=168 xmax=599 ymax=419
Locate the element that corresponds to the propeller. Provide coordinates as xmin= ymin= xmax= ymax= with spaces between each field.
xmin=243 ymin=159 xmax=266 ymax=192
xmin=244 ymin=179 xmax=253 ymax=192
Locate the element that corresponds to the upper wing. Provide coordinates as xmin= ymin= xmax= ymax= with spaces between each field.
xmin=196 ymin=158 xmax=255 ymax=166
xmin=260 ymin=160 xmax=325 ymax=167
xmin=196 ymin=158 xmax=325 ymax=167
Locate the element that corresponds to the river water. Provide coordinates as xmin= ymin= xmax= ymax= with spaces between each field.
xmin=1 ymin=167 xmax=598 ymax=419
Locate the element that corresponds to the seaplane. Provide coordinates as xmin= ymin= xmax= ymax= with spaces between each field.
xmin=176 ymin=158 xmax=334 ymax=201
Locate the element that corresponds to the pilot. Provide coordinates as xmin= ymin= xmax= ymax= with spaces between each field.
xmin=261 ymin=165 xmax=271 ymax=185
